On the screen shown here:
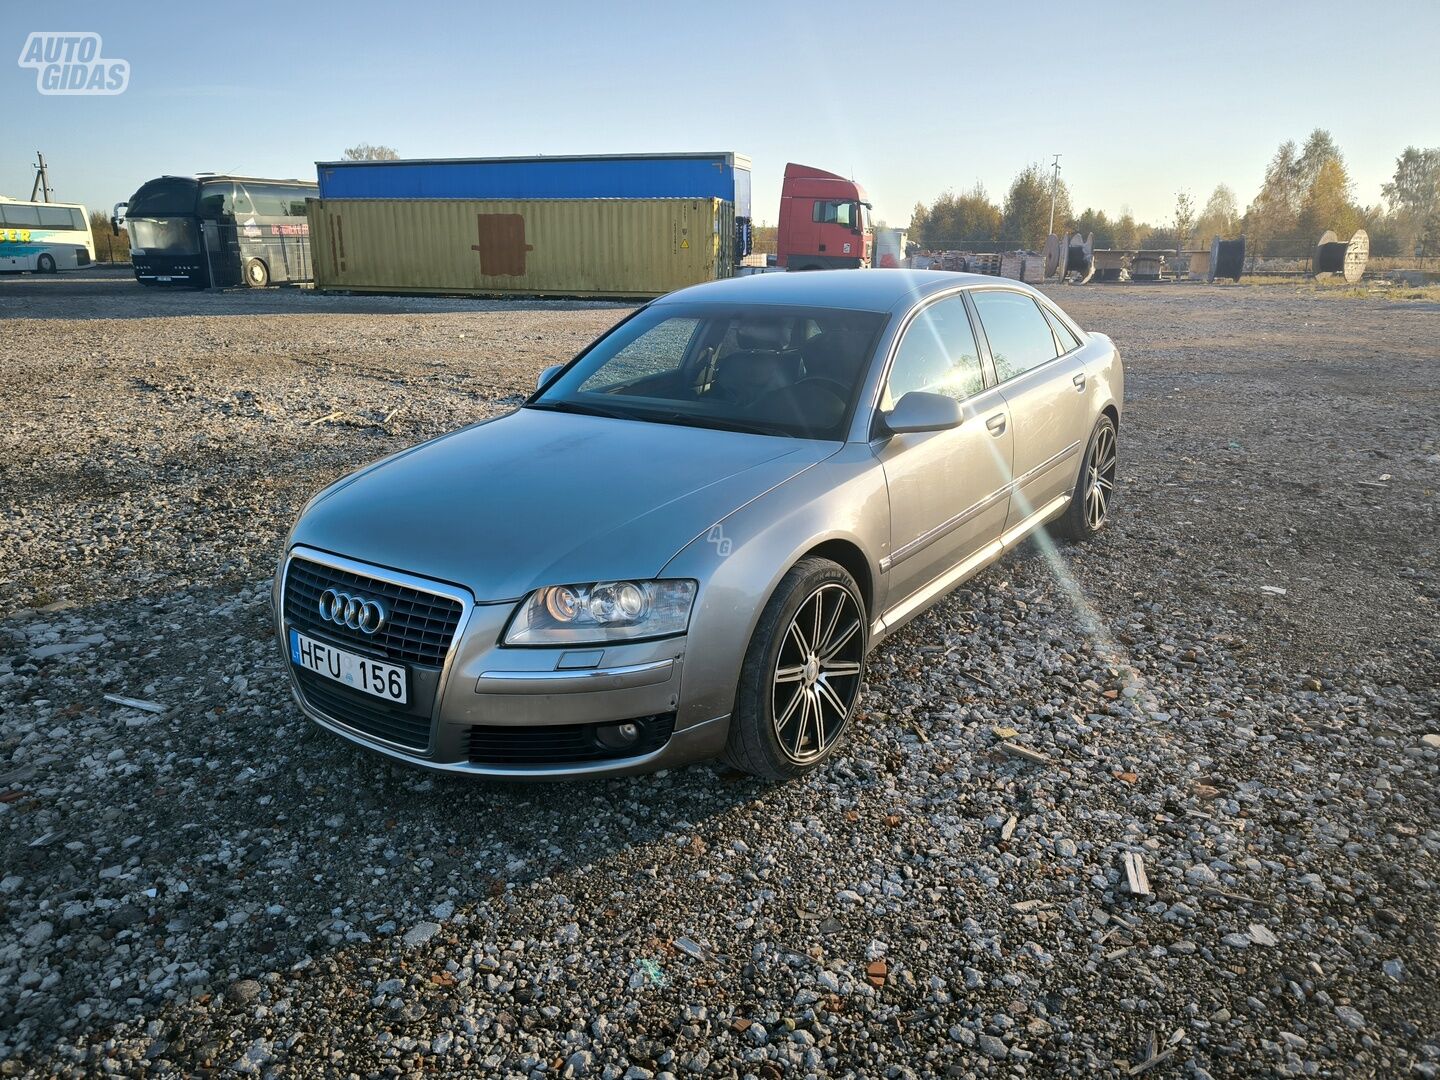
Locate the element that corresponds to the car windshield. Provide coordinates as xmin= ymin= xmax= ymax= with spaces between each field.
xmin=530 ymin=304 xmax=887 ymax=440
xmin=128 ymin=217 xmax=199 ymax=254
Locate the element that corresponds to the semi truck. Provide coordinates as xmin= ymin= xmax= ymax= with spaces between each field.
xmin=774 ymin=163 xmax=873 ymax=270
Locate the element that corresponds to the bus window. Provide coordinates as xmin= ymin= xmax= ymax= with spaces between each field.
xmin=251 ymin=184 xmax=299 ymax=218
xmin=2 ymin=204 xmax=41 ymax=227
xmin=39 ymin=206 xmax=83 ymax=230
xmin=197 ymin=183 xmax=236 ymax=220
xmin=232 ymin=183 xmax=256 ymax=217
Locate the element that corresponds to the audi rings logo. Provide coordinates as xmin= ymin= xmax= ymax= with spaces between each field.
xmin=317 ymin=589 xmax=387 ymax=635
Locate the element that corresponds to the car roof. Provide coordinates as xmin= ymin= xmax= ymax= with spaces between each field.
xmin=656 ymin=269 xmax=1014 ymax=313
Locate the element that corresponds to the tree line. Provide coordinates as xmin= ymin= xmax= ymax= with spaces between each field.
xmin=909 ymin=130 xmax=1440 ymax=258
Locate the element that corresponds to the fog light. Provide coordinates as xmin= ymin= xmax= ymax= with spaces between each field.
xmin=595 ymin=721 xmax=641 ymax=750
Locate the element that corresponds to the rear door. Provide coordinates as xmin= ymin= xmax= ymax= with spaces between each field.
xmin=873 ymin=293 xmax=1013 ymax=603
xmin=968 ymin=289 xmax=1090 ymax=534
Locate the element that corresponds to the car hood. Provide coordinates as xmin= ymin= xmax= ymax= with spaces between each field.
xmin=292 ymin=407 xmax=837 ymax=601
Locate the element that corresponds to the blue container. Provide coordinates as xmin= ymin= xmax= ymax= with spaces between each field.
xmin=315 ymin=152 xmax=752 ymax=221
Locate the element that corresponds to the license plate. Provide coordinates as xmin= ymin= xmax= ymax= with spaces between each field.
xmin=156 ymin=276 xmax=172 ymax=282
xmin=289 ymin=628 xmax=408 ymax=704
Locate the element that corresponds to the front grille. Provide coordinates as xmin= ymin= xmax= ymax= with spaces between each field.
xmin=296 ymin=670 xmax=432 ymax=750
xmin=284 ymin=557 xmax=464 ymax=665
xmin=468 ymin=714 xmax=676 ymax=766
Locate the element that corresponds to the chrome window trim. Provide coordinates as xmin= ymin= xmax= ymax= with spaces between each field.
xmin=1037 ymin=300 xmax=1084 ymax=357
xmin=279 ymin=545 xmax=477 ymax=758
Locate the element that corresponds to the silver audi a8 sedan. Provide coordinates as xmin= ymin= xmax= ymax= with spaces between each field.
xmin=275 ymin=271 xmax=1122 ymax=780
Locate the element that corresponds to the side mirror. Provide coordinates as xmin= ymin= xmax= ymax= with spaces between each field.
xmin=110 ymin=218 xmax=119 ymax=237
xmin=884 ymin=391 xmax=963 ymax=434
xmin=536 ymin=363 xmax=564 ymax=392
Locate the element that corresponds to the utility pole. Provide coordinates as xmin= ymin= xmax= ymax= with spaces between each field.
xmin=31 ymin=151 xmax=54 ymax=203
xmin=1047 ymin=154 xmax=1062 ymax=236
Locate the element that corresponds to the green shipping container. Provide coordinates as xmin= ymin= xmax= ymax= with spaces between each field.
xmin=308 ymin=197 xmax=734 ymax=298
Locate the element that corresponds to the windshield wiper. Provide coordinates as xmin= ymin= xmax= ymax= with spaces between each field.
xmin=632 ymin=411 xmax=791 ymax=438
xmin=529 ymin=399 xmax=792 ymax=437
xmin=525 ymin=399 xmax=635 ymax=421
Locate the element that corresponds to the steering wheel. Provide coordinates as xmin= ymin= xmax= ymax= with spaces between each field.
xmin=794 ymin=377 xmax=852 ymax=403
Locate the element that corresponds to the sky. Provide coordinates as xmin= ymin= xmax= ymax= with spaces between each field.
xmin=6 ymin=2 xmax=1439 ymax=229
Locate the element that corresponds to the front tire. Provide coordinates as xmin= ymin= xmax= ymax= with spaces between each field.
xmin=1054 ymin=413 xmax=1118 ymax=540
xmin=725 ymin=557 xmax=867 ymax=780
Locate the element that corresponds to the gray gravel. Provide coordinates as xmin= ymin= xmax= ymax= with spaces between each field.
xmin=1 ymin=277 xmax=1437 ymax=1077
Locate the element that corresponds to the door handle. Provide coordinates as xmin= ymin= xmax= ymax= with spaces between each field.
xmin=1072 ymin=372 xmax=1087 ymax=392
xmin=985 ymin=413 xmax=1007 ymax=436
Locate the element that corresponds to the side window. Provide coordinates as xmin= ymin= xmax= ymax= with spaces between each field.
xmin=1 ymin=204 xmax=41 ymax=227
xmin=811 ymin=200 xmax=855 ymax=227
xmin=883 ymin=295 xmax=985 ymax=409
xmin=970 ymin=291 xmax=1059 ymax=382
xmin=1042 ymin=306 xmax=1082 ymax=353
xmin=38 ymin=206 xmax=76 ymax=229
xmin=232 ymin=183 xmax=256 ymax=217
xmin=197 ymin=183 xmax=236 ymax=220
xmin=255 ymin=185 xmax=311 ymax=218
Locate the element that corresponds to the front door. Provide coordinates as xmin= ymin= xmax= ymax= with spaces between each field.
xmin=873 ymin=293 xmax=1014 ymax=604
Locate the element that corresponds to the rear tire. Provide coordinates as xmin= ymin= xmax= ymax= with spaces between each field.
xmin=243 ymin=258 xmax=270 ymax=288
xmin=724 ymin=557 xmax=867 ymax=780
xmin=36 ymin=253 xmax=56 ymax=274
xmin=1054 ymin=413 xmax=1118 ymax=541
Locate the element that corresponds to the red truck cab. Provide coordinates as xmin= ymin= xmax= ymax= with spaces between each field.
xmin=776 ymin=163 xmax=873 ymax=270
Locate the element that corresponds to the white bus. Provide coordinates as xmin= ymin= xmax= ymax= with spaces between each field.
xmin=0 ymin=196 xmax=95 ymax=273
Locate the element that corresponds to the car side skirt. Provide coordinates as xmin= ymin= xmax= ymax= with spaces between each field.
xmin=870 ymin=491 xmax=1071 ymax=646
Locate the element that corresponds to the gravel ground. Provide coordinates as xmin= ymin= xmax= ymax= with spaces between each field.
xmin=1 ymin=276 xmax=1437 ymax=1078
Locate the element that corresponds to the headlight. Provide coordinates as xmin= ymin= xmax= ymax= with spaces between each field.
xmin=504 ymin=580 xmax=696 ymax=646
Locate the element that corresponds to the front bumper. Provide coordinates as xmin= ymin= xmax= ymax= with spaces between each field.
xmin=276 ymin=546 xmax=729 ymax=779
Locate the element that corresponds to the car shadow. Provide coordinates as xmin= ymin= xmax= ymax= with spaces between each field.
xmin=0 ymin=581 xmax=769 ymax=1055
